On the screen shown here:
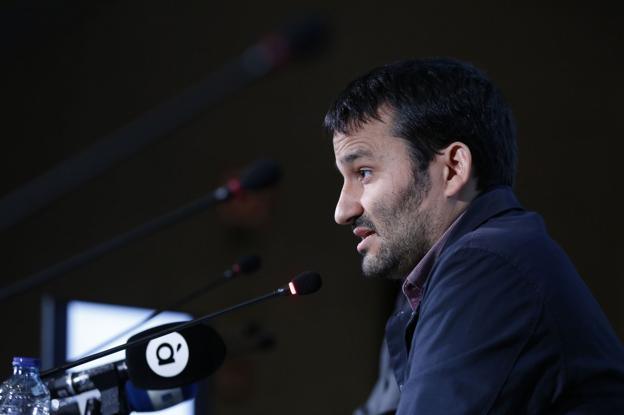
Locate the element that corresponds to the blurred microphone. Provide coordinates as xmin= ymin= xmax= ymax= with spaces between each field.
xmin=0 ymin=158 xmax=279 ymax=303
xmin=0 ymin=13 xmax=329 ymax=234
xmin=224 ymin=255 xmax=261 ymax=279
xmin=241 ymin=14 xmax=329 ymax=76
xmin=214 ymin=159 xmax=282 ymax=202
xmin=41 ymin=272 xmax=322 ymax=378
xmin=157 ymin=254 xmax=262 ymax=310
xmin=78 ymin=254 xmax=261 ymax=358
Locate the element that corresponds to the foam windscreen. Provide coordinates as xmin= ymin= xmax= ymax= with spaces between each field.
xmin=125 ymin=322 xmax=225 ymax=390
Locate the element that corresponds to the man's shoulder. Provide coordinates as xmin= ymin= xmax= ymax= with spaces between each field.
xmin=419 ymin=207 xmax=624 ymax=409
xmin=429 ymin=207 xmax=576 ymax=303
xmin=443 ymin=208 xmax=553 ymax=271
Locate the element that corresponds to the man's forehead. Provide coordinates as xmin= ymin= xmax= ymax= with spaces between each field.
xmin=332 ymin=117 xmax=401 ymax=163
xmin=337 ymin=148 xmax=375 ymax=165
xmin=333 ymin=133 xmax=377 ymax=163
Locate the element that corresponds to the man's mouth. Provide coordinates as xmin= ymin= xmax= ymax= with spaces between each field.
xmin=353 ymin=227 xmax=376 ymax=253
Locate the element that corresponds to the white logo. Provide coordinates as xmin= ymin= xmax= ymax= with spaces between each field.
xmin=145 ymin=332 xmax=189 ymax=378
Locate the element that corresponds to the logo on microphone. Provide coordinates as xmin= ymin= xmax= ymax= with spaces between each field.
xmin=145 ymin=332 xmax=189 ymax=377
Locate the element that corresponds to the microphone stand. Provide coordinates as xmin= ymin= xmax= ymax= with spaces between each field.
xmin=42 ymin=288 xmax=288 ymax=378
xmin=0 ymin=158 xmax=278 ymax=303
xmin=53 ymin=390 xmax=127 ymax=415
xmin=77 ymin=269 xmax=232 ymax=358
xmin=0 ymin=186 xmax=232 ymax=303
xmin=52 ymin=363 xmax=130 ymax=415
xmin=47 ymin=272 xmax=320 ymax=414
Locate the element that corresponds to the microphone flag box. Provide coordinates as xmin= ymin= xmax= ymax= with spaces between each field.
xmin=125 ymin=323 xmax=226 ymax=390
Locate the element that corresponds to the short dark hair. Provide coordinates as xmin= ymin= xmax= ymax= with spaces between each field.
xmin=324 ymin=58 xmax=517 ymax=190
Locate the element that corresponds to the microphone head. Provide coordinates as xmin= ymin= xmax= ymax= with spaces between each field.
xmin=236 ymin=255 xmax=261 ymax=274
xmin=239 ymin=159 xmax=282 ymax=191
xmin=287 ymin=272 xmax=322 ymax=296
xmin=125 ymin=323 xmax=226 ymax=390
xmin=280 ymin=14 xmax=330 ymax=59
xmin=124 ymin=380 xmax=196 ymax=412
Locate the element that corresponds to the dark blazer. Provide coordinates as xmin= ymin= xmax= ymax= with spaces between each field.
xmin=385 ymin=186 xmax=624 ymax=414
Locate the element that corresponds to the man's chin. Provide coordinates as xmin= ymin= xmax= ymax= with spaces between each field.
xmin=360 ymin=253 xmax=377 ymax=277
xmin=361 ymin=254 xmax=403 ymax=280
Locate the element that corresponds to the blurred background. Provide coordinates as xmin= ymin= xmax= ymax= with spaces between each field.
xmin=0 ymin=1 xmax=622 ymax=414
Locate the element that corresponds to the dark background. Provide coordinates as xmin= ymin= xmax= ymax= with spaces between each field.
xmin=0 ymin=1 xmax=622 ymax=414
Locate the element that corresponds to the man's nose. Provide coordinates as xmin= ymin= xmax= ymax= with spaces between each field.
xmin=334 ymin=186 xmax=363 ymax=225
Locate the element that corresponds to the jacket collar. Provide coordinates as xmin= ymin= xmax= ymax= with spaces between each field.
xmin=443 ymin=185 xmax=523 ymax=251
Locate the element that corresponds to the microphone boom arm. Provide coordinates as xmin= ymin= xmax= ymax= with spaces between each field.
xmin=42 ymin=288 xmax=287 ymax=378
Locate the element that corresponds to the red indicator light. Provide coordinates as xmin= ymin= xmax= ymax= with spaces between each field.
xmin=288 ymin=282 xmax=297 ymax=295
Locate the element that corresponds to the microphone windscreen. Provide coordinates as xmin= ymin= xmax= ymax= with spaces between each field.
xmin=281 ymin=14 xmax=330 ymax=58
xmin=125 ymin=380 xmax=196 ymax=412
xmin=237 ymin=255 xmax=261 ymax=274
xmin=125 ymin=323 xmax=225 ymax=390
xmin=239 ymin=159 xmax=282 ymax=191
xmin=289 ymin=272 xmax=322 ymax=295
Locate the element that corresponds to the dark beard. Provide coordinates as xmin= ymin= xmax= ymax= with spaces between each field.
xmin=360 ymin=174 xmax=436 ymax=280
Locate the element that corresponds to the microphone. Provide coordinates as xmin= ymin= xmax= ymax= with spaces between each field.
xmin=287 ymin=271 xmax=322 ymax=295
xmin=46 ymin=325 xmax=215 ymax=414
xmin=0 ymin=158 xmax=279 ymax=303
xmin=125 ymin=323 xmax=226 ymax=390
xmin=41 ymin=272 xmax=322 ymax=378
xmin=44 ymin=323 xmax=225 ymax=394
xmin=241 ymin=14 xmax=329 ymax=76
xmin=0 ymin=14 xmax=329 ymax=234
xmin=214 ymin=159 xmax=282 ymax=202
xmin=77 ymin=254 xmax=261 ymax=358
xmin=224 ymin=255 xmax=261 ymax=279
xmin=148 ymin=254 xmax=263 ymax=315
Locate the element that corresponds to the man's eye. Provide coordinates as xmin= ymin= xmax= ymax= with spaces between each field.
xmin=358 ymin=169 xmax=372 ymax=181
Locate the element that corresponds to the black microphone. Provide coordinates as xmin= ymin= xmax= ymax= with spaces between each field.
xmin=239 ymin=159 xmax=282 ymax=193
xmin=41 ymin=272 xmax=322 ymax=378
xmin=224 ymin=255 xmax=262 ymax=279
xmin=214 ymin=159 xmax=282 ymax=202
xmin=286 ymin=271 xmax=322 ymax=295
xmin=125 ymin=322 xmax=226 ymax=390
xmin=0 ymin=158 xmax=279 ymax=303
xmin=44 ymin=323 xmax=225 ymax=394
xmin=282 ymin=14 xmax=330 ymax=57
xmin=239 ymin=14 xmax=329 ymax=77
xmin=161 ymin=254 xmax=262 ymax=310
xmin=0 ymin=14 xmax=329 ymax=234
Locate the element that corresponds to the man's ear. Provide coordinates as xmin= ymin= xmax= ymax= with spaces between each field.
xmin=441 ymin=142 xmax=473 ymax=198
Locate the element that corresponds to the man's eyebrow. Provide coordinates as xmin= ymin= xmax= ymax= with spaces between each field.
xmin=339 ymin=149 xmax=374 ymax=165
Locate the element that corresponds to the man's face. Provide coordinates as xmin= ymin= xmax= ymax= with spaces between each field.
xmin=333 ymin=114 xmax=441 ymax=280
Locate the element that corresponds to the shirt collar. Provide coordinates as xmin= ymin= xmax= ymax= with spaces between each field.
xmin=402 ymin=211 xmax=465 ymax=311
xmin=400 ymin=185 xmax=523 ymax=312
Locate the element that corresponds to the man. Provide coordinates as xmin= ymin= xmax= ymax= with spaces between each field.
xmin=326 ymin=58 xmax=624 ymax=414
